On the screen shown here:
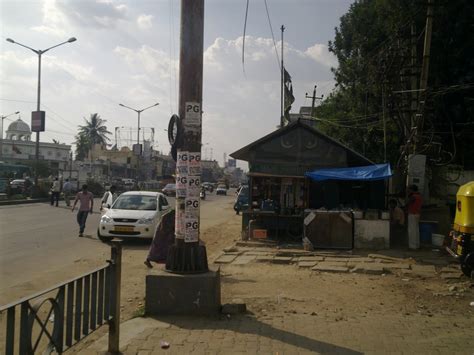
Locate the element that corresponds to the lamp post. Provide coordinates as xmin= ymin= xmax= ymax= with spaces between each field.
xmin=119 ymin=102 xmax=159 ymax=181
xmin=0 ymin=111 xmax=20 ymax=160
xmin=6 ymin=37 xmax=77 ymax=192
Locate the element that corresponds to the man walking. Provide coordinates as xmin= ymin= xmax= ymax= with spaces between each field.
xmin=100 ymin=185 xmax=118 ymax=211
xmin=50 ymin=177 xmax=61 ymax=207
xmin=62 ymin=178 xmax=73 ymax=207
xmin=406 ymin=184 xmax=422 ymax=249
xmin=72 ymin=184 xmax=94 ymax=237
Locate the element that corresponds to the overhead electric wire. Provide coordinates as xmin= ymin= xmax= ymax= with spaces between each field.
xmin=242 ymin=0 xmax=250 ymax=75
xmin=263 ymin=0 xmax=281 ymax=70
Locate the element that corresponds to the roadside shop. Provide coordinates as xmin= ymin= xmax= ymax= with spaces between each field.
xmin=230 ymin=119 xmax=391 ymax=249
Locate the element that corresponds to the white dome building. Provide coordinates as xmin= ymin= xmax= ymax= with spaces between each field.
xmin=5 ymin=118 xmax=32 ymax=141
xmin=0 ymin=118 xmax=71 ymax=176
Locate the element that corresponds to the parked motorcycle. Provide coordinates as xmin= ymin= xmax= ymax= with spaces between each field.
xmin=200 ymin=189 xmax=206 ymax=200
xmin=446 ymin=181 xmax=474 ymax=277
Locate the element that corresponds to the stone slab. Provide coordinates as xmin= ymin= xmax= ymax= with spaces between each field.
xmin=368 ymin=253 xmax=407 ymax=263
xmin=145 ymin=269 xmax=221 ymax=316
xmin=440 ymin=272 xmax=463 ymax=280
xmin=255 ymin=256 xmax=274 ymax=263
xmin=272 ymin=256 xmax=293 ymax=264
xmin=323 ymin=257 xmax=350 ymax=263
xmin=214 ymin=254 xmax=237 ymax=264
xmin=382 ymin=263 xmax=411 ymax=272
xmin=298 ymin=261 xmax=318 ymax=268
xmin=351 ymin=263 xmax=385 ymax=275
xmin=312 ymin=263 xmax=349 ymax=273
xmin=232 ymin=255 xmax=256 ymax=265
xmin=298 ymin=256 xmax=325 ymax=262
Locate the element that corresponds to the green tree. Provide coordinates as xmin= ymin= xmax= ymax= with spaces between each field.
xmin=74 ymin=133 xmax=90 ymax=161
xmin=319 ymin=0 xmax=474 ymax=167
xmin=75 ymin=113 xmax=111 ymax=161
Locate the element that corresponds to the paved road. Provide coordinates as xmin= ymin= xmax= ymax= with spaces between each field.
xmin=0 ymin=191 xmax=236 ymax=305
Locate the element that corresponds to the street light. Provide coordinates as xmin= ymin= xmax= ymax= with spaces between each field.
xmin=0 ymin=111 xmax=20 ymax=160
xmin=119 ymin=102 xmax=159 ymax=182
xmin=118 ymin=102 xmax=159 ymax=149
xmin=6 ymin=37 xmax=77 ymax=191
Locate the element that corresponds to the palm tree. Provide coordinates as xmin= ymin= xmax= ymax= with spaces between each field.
xmin=74 ymin=133 xmax=90 ymax=161
xmin=78 ymin=113 xmax=111 ymax=146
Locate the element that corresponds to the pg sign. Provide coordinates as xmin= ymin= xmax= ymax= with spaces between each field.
xmin=185 ymin=102 xmax=201 ymax=125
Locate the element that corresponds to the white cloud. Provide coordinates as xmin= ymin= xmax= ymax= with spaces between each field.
xmin=31 ymin=0 xmax=68 ymax=37
xmin=137 ymin=14 xmax=153 ymax=30
xmin=304 ymin=44 xmax=337 ymax=68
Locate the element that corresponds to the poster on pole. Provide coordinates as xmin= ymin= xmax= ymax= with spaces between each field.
xmin=175 ymin=208 xmax=185 ymax=239
xmin=188 ymin=152 xmax=201 ymax=175
xmin=176 ymin=151 xmax=189 ymax=197
xmin=184 ymin=102 xmax=201 ymax=126
xmin=185 ymin=217 xmax=199 ymax=242
xmin=185 ymin=197 xmax=200 ymax=218
xmin=187 ymin=175 xmax=200 ymax=197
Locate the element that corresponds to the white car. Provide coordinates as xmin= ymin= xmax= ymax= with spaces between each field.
xmin=97 ymin=191 xmax=170 ymax=242
xmin=216 ymin=184 xmax=227 ymax=195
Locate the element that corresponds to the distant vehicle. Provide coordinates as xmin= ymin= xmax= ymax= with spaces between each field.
xmin=10 ymin=179 xmax=30 ymax=194
xmin=202 ymin=182 xmax=214 ymax=193
xmin=162 ymin=183 xmax=176 ymax=196
xmin=216 ymin=184 xmax=227 ymax=196
xmin=97 ymin=191 xmax=171 ymax=242
xmin=234 ymin=185 xmax=249 ymax=214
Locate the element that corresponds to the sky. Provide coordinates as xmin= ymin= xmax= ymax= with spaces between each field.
xmin=0 ymin=0 xmax=353 ymax=169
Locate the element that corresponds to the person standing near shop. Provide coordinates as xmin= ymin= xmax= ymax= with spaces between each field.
xmin=100 ymin=185 xmax=118 ymax=211
xmin=72 ymin=184 xmax=94 ymax=237
xmin=406 ymin=184 xmax=422 ymax=249
xmin=62 ymin=178 xmax=73 ymax=207
xmin=50 ymin=177 xmax=61 ymax=207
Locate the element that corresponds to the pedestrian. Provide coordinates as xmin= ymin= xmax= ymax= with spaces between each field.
xmin=50 ymin=177 xmax=61 ymax=207
xmin=62 ymin=178 xmax=73 ymax=207
xmin=406 ymin=184 xmax=422 ymax=249
xmin=100 ymin=185 xmax=118 ymax=211
xmin=144 ymin=209 xmax=176 ymax=268
xmin=71 ymin=184 xmax=94 ymax=237
xmin=389 ymin=199 xmax=405 ymax=226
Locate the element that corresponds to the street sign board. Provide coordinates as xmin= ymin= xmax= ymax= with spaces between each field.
xmin=31 ymin=111 xmax=45 ymax=132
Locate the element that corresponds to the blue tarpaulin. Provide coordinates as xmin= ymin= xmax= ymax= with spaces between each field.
xmin=305 ymin=163 xmax=392 ymax=182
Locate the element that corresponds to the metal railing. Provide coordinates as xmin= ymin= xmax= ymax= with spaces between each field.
xmin=0 ymin=241 xmax=122 ymax=354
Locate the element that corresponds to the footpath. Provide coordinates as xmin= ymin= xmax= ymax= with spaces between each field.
xmin=73 ymin=245 xmax=474 ymax=355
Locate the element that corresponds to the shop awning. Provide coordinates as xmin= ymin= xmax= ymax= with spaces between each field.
xmin=305 ymin=163 xmax=392 ymax=182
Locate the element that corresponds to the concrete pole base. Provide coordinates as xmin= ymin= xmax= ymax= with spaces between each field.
xmin=145 ymin=268 xmax=221 ymax=316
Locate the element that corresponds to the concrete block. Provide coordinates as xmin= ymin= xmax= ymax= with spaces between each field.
xmin=355 ymin=220 xmax=390 ymax=249
xmin=298 ymin=256 xmax=325 ymax=262
xmin=272 ymin=256 xmax=293 ymax=264
xmin=351 ymin=263 xmax=385 ymax=275
xmin=232 ymin=255 xmax=256 ymax=265
xmin=323 ymin=257 xmax=350 ymax=263
xmin=368 ymin=253 xmax=406 ymax=262
xmin=255 ymin=256 xmax=274 ymax=263
xmin=312 ymin=263 xmax=349 ymax=273
xmin=214 ymin=254 xmax=237 ymax=264
xmin=145 ymin=269 xmax=221 ymax=316
xmin=440 ymin=272 xmax=463 ymax=280
xmin=298 ymin=261 xmax=318 ymax=268
xmin=382 ymin=263 xmax=411 ymax=272
xmin=411 ymin=265 xmax=437 ymax=273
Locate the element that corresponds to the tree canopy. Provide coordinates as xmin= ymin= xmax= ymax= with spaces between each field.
xmin=316 ymin=0 xmax=474 ymax=168
xmin=75 ymin=113 xmax=111 ymax=161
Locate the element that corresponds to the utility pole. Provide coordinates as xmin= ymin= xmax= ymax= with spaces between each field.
xmin=415 ymin=0 xmax=434 ymax=142
xmin=305 ymin=85 xmax=324 ymax=118
xmin=280 ymin=25 xmax=285 ymax=128
xmin=166 ymin=0 xmax=207 ymax=273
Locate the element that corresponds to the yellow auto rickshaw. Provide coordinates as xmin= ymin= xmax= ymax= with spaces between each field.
xmin=446 ymin=181 xmax=474 ymax=277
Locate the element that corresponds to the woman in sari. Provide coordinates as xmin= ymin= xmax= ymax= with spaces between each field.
xmin=144 ymin=209 xmax=176 ymax=268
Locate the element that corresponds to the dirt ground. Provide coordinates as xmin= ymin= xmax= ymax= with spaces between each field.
xmin=3 ymin=195 xmax=472 ymax=353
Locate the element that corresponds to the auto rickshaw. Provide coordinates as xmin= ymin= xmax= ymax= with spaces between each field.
xmin=446 ymin=181 xmax=474 ymax=277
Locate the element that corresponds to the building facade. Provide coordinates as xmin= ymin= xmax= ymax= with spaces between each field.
xmin=0 ymin=118 xmax=71 ymax=176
